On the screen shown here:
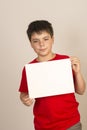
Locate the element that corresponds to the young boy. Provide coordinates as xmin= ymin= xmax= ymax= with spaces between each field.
xmin=19 ymin=20 xmax=86 ymax=130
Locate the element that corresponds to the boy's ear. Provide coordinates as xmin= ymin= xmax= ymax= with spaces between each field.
xmin=52 ymin=36 xmax=54 ymax=44
xmin=30 ymin=41 xmax=33 ymax=48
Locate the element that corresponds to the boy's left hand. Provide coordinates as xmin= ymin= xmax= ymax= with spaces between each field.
xmin=70 ymin=56 xmax=86 ymax=95
xmin=70 ymin=56 xmax=81 ymax=73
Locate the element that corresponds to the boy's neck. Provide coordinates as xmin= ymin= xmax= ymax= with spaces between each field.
xmin=36 ymin=52 xmax=56 ymax=62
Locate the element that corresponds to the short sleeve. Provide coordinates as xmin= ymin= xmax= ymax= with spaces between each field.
xmin=19 ymin=67 xmax=28 ymax=93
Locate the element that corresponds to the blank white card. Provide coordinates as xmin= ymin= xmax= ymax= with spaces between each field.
xmin=25 ymin=59 xmax=74 ymax=98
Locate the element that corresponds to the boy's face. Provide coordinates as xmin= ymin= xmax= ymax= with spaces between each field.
xmin=30 ymin=31 xmax=54 ymax=58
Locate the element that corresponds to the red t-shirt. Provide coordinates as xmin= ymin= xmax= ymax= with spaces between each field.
xmin=19 ymin=54 xmax=80 ymax=130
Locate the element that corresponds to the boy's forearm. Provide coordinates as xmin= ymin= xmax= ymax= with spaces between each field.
xmin=74 ymin=72 xmax=86 ymax=95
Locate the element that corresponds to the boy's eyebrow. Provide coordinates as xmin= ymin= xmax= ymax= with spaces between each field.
xmin=31 ymin=35 xmax=50 ymax=41
xmin=31 ymin=38 xmax=39 ymax=41
xmin=42 ymin=35 xmax=51 ymax=39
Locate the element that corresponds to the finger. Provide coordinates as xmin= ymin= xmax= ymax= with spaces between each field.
xmin=23 ymin=99 xmax=34 ymax=106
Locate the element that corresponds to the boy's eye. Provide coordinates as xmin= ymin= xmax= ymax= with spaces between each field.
xmin=44 ymin=38 xmax=49 ymax=41
xmin=32 ymin=40 xmax=39 ymax=43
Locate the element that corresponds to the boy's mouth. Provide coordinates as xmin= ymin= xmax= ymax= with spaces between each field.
xmin=39 ymin=48 xmax=47 ymax=52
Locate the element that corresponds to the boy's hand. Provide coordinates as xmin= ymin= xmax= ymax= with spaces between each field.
xmin=70 ymin=56 xmax=81 ymax=73
xmin=20 ymin=92 xmax=34 ymax=106
xmin=70 ymin=56 xmax=86 ymax=94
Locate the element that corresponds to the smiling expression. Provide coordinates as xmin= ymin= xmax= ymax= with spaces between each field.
xmin=30 ymin=31 xmax=54 ymax=59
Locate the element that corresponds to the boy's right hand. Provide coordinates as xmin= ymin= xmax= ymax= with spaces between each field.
xmin=20 ymin=92 xmax=34 ymax=106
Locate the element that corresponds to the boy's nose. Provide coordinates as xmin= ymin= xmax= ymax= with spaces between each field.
xmin=39 ymin=41 xmax=44 ymax=46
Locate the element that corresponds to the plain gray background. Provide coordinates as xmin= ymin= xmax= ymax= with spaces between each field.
xmin=0 ymin=0 xmax=87 ymax=130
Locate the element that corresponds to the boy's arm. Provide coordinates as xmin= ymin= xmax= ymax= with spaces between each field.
xmin=20 ymin=92 xmax=34 ymax=106
xmin=70 ymin=56 xmax=86 ymax=95
xmin=19 ymin=67 xmax=34 ymax=106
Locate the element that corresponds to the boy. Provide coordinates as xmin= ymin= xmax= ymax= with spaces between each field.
xmin=19 ymin=20 xmax=86 ymax=130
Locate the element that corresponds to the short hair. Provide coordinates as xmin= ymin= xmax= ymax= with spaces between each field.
xmin=27 ymin=20 xmax=54 ymax=41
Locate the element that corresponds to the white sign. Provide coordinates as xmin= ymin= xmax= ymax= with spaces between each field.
xmin=25 ymin=59 xmax=74 ymax=98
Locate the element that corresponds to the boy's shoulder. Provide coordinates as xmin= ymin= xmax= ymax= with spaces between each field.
xmin=54 ymin=53 xmax=69 ymax=60
xmin=28 ymin=58 xmax=37 ymax=64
